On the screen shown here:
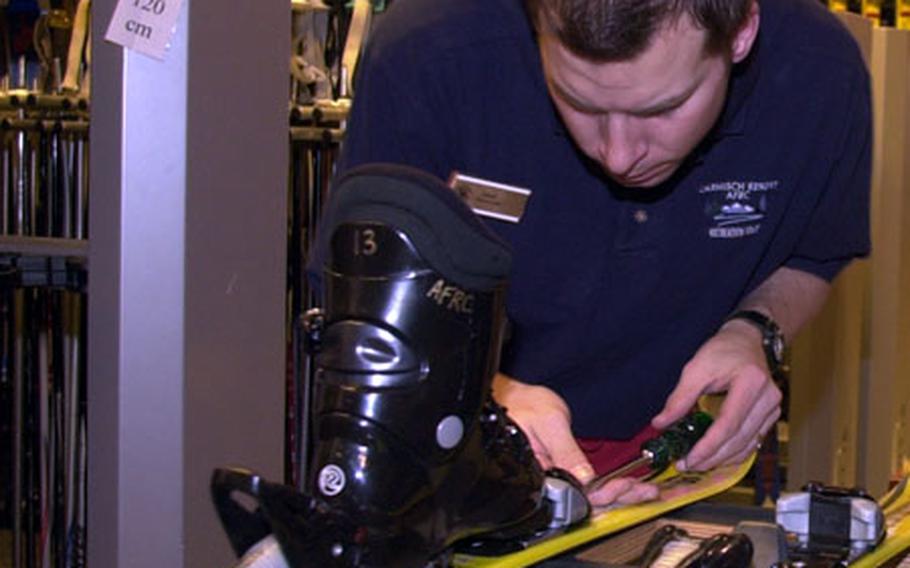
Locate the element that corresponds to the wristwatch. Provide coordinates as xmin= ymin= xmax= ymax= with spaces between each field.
xmin=725 ymin=309 xmax=786 ymax=377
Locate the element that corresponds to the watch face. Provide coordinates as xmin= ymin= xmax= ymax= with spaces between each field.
xmin=771 ymin=335 xmax=785 ymax=364
xmin=730 ymin=311 xmax=785 ymax=369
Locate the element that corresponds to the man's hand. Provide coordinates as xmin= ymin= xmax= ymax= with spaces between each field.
xmin=587 ymin=477 xmax=659 ymax=508
xmin=650 ymin=318 xmax=782 ymax=472
xmin=493 ymin=373 xmax=659 ymax=507
xmin=492 ymin=373 xmax=590 ymax=474
xmin=652 ymin=266 xmax=830 ymax=473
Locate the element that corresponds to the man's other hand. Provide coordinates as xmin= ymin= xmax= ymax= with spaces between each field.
xmin=493 ymin=373 xmax=659 ymax=507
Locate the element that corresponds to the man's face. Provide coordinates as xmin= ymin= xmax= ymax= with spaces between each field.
xmin=540 ymin=17 xmax=736 ymax=188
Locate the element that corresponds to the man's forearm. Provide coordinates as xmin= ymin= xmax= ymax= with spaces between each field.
xmin=731 ymin=266 xmax=831 ymax=342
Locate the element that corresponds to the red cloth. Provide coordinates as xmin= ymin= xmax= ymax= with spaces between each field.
xmin=577 ymin=423 xmax=661 ymax=477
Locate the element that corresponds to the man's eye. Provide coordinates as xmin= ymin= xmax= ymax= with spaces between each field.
xmin=638 ymin=105 xmax=678 ymax=119
xmin=566 ymin=100 xmax=602 ymax=116
xmin=579 ymin=107 xmax=605 ymax=116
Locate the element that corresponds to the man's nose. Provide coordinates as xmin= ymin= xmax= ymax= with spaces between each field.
xmin=596 ymin=114 xmax=647 ymax=178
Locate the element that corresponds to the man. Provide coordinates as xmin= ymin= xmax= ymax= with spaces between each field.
xmin=331 ymin=0 xmax=872 ymax=506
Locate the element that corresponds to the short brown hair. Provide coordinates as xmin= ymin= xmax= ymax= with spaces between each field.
xmin=524 ymin=0 xmax=753 ymax=61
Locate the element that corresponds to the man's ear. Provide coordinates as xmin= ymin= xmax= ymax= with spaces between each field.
xmin=731 ymin=1 xmax=760 ymax=64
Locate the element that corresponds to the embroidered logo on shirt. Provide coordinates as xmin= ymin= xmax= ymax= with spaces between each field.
xmin=699 ymin=180 xmax=780 ymax=239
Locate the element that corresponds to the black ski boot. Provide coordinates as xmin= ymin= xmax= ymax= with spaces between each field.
xmin=212 ymin=164 xmax=586 ymax=568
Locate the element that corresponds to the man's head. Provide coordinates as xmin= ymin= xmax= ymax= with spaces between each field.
xmin=526 ymin=0 xmax=759 ymax=188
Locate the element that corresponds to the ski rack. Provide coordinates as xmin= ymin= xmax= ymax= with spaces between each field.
xmin=0 ymin=240 xmax=87 ymax=292
xmin=286 ymin=96 xmax=348 ymax=487
xmin=1 ymin=245 xmax=88 ymax=568
xmin=340 ymin=0 xmax=373 ymax=97
xmin=285 ymin=0 xmax=383 ymax=494
xmin=0 ymin=90 xmax=89 ymax=115
xmin=290 ymin=100 xmax=348 ymax=144
xmin=0 ymin=83 xmax=90 ymax=568
xmin=0 ymin=100 xmax=90 ymax=241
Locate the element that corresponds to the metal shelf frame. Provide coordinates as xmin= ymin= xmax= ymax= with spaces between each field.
xmin=0 ymin=236 xmax=88 ymax=259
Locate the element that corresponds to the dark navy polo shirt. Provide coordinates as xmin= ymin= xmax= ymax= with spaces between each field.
xmin=332 ymin=0 xmax=872 ymax=438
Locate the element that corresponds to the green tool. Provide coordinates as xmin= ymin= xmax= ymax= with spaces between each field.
xmin=584 ymin=411 xmax=714 ymax=494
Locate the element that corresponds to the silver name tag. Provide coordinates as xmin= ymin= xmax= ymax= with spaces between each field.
xmin=448 ymin=172 xmax=531 ymax=224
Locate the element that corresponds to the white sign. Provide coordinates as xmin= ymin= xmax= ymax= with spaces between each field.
xmin=104 ymin=0 xmax=184 ymax=60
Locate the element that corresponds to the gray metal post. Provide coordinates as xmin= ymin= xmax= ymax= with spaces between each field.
xmin=88 ymin=1 xmax=289 ymax=566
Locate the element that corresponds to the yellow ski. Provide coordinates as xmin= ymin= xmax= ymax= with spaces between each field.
xmin=453 ymin=455 xmax=756 ymax=568
xmin=852 ymin=477 xmax=910 ymax=567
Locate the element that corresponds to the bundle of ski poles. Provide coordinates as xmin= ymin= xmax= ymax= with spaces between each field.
xmin=0 ymin=2 xmax=91 ymax=567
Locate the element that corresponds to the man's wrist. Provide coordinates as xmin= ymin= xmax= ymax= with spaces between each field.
xmin=720 ymin=316 xmax=763 ymax=341
xmin=493 ymin=372 xmax=527 ymax=401
xmin=724 ymin=309 xmax=786 ymax=376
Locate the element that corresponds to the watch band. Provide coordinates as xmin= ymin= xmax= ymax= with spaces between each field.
xmin=726 ymin=309 xmax=775 ymax=334
xmin=725 ymin=309 xmax=786 ymax=377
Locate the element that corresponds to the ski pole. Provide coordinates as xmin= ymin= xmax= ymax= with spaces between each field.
xmin=584 ymin=411 xmax=713 ymax=494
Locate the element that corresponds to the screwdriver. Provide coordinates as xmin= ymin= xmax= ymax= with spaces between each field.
xmin=584 ymin=411 xmax=713 ymax=494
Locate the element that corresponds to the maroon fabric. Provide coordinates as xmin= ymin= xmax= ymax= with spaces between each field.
xmin=577 ymin=424 xmax=662 ymax=477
